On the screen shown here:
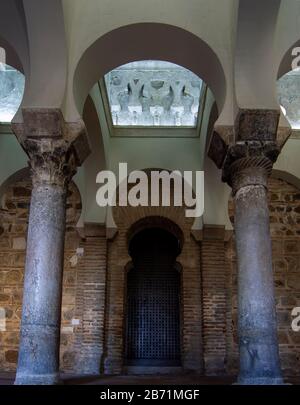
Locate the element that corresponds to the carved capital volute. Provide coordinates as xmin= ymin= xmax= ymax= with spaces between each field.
xmin=22 ymin=138 xmax=78 ymax=187
xmin=12 ymin=108 xmax=91 ymax=187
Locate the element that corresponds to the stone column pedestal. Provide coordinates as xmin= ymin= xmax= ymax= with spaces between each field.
xmin=230 ymin=157 xmax=283 ymax=385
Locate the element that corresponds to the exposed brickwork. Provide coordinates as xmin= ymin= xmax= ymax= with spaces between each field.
xmin=201 ymin=229 xmax=227 ymax=375
xmin=180 ymin=233 xmax=203 ymax=373
xmin=103 ymin=233 xmax=127 ymax=374
xmin=227 ymin=176 xmax=300 ymax=377
xmin=1 ymin=172 xmax=300 ymax=379
xmin=74 ymin=226 xmax=107 ymax=375
xmin=224 ymin=237 xmax=238 ymax=374
xmin=0 ymin=174 xmax=82 ymax=372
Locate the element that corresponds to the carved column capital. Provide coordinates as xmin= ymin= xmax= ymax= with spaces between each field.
xmin=222 ymin=141 xmax=279 ymax=194
xmin=12 ymin=108 xmax=91 ymax=188
xmin=208 ymin=108 xmax=291 ymax=192
xmin=228 ymin=156 xmax=273 ymax=195
xmin=22 ymin=138 xmax=78 ymax=187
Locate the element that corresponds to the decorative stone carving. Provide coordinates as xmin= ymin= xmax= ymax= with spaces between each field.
xmin=0 ymin=65 xmax=25 ymax=122
xmin=22 ymin=139 xmax=77 ymax=187
xmin=22 ymin=139 xmax=78 ymax=187
xmin=208 ymin=108 xmax=287 ymax=179
xmin=228 ymin=157 xmax=272 ymax=195
xmin=105 ymin=61 xmax=203 ymax=127
xmin=12 ymin=108 xmax=91 ymax=187
xmin=222 ymin=141 xmax=279 ymax=186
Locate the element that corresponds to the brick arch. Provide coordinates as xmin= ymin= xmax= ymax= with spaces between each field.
xmin=127 ymin=215 xmax=184 ymax=252
xmin=114 ymin=205 xmax=194 ymax=241
xmin=111 ymin=167 xmax=196 ymax=237
xmin=226 ymin=176 xmax=300 ymax=377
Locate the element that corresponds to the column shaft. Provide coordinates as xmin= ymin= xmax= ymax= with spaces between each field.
xmin=233 ymin=165 xmax=282 ymax=384
xmin=12 ymin=110 xmax=90 ymax=385
xmin=15 ymin=184 xmax=66 ymax=384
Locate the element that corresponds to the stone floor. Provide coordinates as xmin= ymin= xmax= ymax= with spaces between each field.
xmin=64 ymin=375 xmax=236 ymax=385
xmin=0 ymin=373 xmax=299 ymax=385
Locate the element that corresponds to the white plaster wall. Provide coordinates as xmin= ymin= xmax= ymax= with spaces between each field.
xmin=202 ymin=157 xmax=231 ymax=230
xmin=0 ymin=134 xmax=27 ymax=187
xmin=62 ymin=0 xmax=237 ymax=72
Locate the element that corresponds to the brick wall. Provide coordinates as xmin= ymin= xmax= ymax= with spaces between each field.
xmin=201 ymin=227 xmax=227 ymax=375
xmin=180 ymin=233 xmax=203 ymax=373
xmin=0 ymin=174 xmax=82 ymax=372
xmin=73 ymin=225 xmax=107 ymax=375
xmin=1 ymin=173 xmax=300 ymax=378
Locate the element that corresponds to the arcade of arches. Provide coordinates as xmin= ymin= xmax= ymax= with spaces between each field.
xmin=1 ymin=0 xmax=300 ymax=385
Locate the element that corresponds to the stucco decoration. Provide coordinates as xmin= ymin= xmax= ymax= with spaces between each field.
xmin=104 ymin=61 xmax=203 ymax=127
xmin=0 ymin=65 xmax=24 ymax=122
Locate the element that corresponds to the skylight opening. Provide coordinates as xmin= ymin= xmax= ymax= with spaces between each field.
xmin=104 ymin=61 xmax=203 ymax=128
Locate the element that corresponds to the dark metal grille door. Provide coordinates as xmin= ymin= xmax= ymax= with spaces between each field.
xmin=125 ymin=228 xmax=181 ymax=366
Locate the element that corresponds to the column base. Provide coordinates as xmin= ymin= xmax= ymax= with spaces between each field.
xmin=14 ymin=373 xmax=62 ymax=385
xmin=236 ymin=376 xmax=284 ymax=385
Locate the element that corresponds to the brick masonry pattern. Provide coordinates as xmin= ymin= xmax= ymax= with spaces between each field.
xmin=0 ymin=174 xmax=300 ymax=377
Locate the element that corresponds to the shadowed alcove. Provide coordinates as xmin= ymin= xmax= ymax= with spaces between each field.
xmin=125 ymin=227 xmax=182 ymax=369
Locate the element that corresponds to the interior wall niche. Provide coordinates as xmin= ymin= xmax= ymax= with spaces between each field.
xmin=125 ymin=227 xmax=182 ymax=368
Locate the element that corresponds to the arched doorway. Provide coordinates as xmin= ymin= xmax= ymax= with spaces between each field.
xmin=125 ymin=227 xmax=181 ymax=368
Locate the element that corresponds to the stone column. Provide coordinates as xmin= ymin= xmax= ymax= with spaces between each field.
xmin=228 ymin=157 xmax=283 ymax=384
xmin=208 ymin=109 xmax=290 ymax=384
xmin=12 ymin=109 xmax=90 ymax=385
